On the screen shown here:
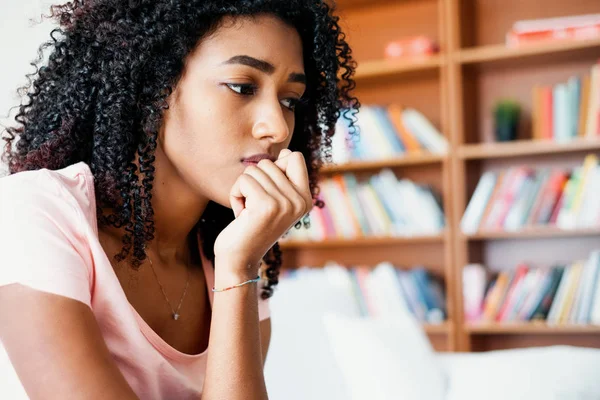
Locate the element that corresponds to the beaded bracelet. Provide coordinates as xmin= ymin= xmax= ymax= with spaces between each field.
xmin=212 ymin=275 xmax=261 ymax=293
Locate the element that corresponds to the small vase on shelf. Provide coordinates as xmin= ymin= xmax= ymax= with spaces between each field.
xmin=493 ymin=99 xmax=521 ymax=142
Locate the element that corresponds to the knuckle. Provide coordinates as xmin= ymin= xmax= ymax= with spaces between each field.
xmin=238 ymin=174 xmax=253 ymax=184
xmin=303 ymin=197 xmax=313 ymax=214
xmin=290 ymin=196 xmax=305 ymax=215
xmin=280 ymin=197 xmax=294 ymax=214
xmin=292 ymin=151 xmax=304 ymax=160
xmin=263 ymin=197 xmax=279 ymax=214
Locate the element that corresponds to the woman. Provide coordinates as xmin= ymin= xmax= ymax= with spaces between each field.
xmin=0 ymin=0 xmax=359 ymax=399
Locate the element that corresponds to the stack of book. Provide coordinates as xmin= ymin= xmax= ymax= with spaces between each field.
xmin=461 ymin=154 xmax=600 ymax=234
xmin=281 ymin=262 xmax=447 ymax=324
xmin=282 ymin=169 xmax=445 ymax=241
xmin=531 ymin=60 xmax=600 ymax=142
xmin=463 ymin=249 xmax=600 ymax=325
xmin=329 ymin=104 xmax=448 ymax=165
xmin=506 ymin=13 xmax=600 ymax=47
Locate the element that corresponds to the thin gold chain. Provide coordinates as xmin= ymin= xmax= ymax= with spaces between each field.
xmin=147 ymin=255 xmax=190 ymax=321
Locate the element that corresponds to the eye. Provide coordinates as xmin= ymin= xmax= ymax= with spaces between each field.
xmin=226 ymin=83 xmax=257 ymax=96
xmin=280 ymin=98 xmax=299 ymax=111
xmin=281 ymin=97 xmax=307 ymax=111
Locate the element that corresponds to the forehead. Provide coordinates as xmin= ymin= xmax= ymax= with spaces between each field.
xmin=191 ymin=14 xmax=305 ymax=71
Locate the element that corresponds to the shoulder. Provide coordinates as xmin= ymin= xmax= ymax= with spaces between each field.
xmin=0 ymin=162 xmax=97 ymax=231
xmin=0 ymin=162 xmax=97 ymax=306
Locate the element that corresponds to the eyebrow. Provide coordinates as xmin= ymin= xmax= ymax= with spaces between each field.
xmin=222 ymin=55 xmax=306 ymax=85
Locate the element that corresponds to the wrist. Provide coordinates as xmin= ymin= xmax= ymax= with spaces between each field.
xmin=213 ymin=256 xmax=262 ymax=288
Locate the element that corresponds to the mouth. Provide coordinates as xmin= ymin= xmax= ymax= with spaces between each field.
xmin=241 ymin=153 xmax=277 ymax=166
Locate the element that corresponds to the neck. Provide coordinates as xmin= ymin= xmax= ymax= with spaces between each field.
xmin=102 ymin=145 xmax=210 ymax=266
xmin=147 ymin=144 xmax=210 ymax=263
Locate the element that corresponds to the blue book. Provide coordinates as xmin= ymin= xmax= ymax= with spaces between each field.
xmin=568 ymin=76 xmax=581 ymax=138
xmin=411 ymin=268 xmax=437 ymax=311
xmin=371 ymin=106 xmax=405 ymax=154
xmin=553 ymin=83 xmax=570 ymax=142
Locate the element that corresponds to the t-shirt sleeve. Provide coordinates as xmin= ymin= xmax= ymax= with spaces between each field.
xmin=0 ymin=172 xmax=93 ymax=307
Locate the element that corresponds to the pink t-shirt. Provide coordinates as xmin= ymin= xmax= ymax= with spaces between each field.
xmin=0 ymin=161 xmax=270 ymax=399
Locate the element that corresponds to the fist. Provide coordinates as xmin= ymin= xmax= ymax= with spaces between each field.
xmin=213 ymin=149 xmax=313 ymax=274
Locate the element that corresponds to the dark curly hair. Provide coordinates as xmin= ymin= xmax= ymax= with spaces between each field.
xmin=1 ymin=0 xmax=360 ymax=299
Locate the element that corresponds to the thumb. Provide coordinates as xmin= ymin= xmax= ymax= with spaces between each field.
xmin=275 ymin=149 xmax=309 ymax=194
xmin=229 ymin=177 xmax=245 ymax=218
xmin=274 ymin=148 xmax=293 ymax=172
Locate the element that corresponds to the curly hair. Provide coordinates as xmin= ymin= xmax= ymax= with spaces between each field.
xmin=1 ymin=0 xmax=360 ymax=299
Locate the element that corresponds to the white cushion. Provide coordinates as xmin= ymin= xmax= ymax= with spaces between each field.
xmin=439 ymin=346 xmax=600 ymax=400
xmin=322 ymin=314 xmax=446 ymax=400
xmin=264 ymin=268 xmax=356 ymax=400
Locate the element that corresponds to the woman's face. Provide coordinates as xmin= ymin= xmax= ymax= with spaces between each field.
xmin=159 ymin=14 xmax=306 ymax=208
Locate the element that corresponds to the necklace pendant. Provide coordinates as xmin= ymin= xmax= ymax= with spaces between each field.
xmin=173 ymin=313 xmax=180 ymax=321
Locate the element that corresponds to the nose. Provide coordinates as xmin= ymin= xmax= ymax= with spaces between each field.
xmin=251 ymin=99 xmax=291 ymax=144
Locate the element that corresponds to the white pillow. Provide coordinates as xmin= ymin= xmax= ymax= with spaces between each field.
xmin=322 ymin=314 xmax=446 ymax=400
xmin=441 ymin=346 xmax=600 ymax=400
xmin=264 ymin=268 xmax=356 ymax=400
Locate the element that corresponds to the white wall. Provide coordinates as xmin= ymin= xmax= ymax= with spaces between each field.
xmin=0 ymin=0 xmax=56 ymax=176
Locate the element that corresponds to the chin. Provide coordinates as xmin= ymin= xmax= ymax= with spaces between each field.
xmin=208 ymin=190 xmax=234 ymax=211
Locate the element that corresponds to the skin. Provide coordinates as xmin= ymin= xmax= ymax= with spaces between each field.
xmin=0 ymin=14 xmax=312 ymax=400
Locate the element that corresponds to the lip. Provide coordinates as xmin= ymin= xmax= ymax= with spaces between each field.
xmin=241 ymin=153 xmax=277 ymax=163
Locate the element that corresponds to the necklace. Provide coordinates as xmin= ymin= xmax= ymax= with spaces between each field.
xmin=147 ymin=254 xmax=190 ymax=321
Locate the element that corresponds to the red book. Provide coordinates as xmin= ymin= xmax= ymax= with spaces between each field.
xmin=549 ymin=188 xmax=567 ymax=225
xmin=496 ymin=264 xmax=529 ymax=322
xmin=540 ymin=87 xmax=554 ymax=140
xmin=494 ymin=167 xmax=530 ymax=229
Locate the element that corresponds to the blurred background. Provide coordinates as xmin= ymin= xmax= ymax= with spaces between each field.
xmin=2 ymin=1 xmax=600 ymax=399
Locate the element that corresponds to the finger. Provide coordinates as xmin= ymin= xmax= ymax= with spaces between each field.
xmin=256 ymin=159 xmax=307 ymax=215
xmin=279 ymin=148 xmax=293 ymax=160
xmin=243 ymin=164 xmax=286 ymax=200
xmin=229 ymin=174 xmax=270 ymax=218
xmin=229 ymin=176 xmax=245 ymax=218
xmin=274 ymin=151 xmax=308 ymax=188
xmin=274 ymin=152 xmax=312 ymax=212
xmin=273 ymin=148 xmax=293 ymax=173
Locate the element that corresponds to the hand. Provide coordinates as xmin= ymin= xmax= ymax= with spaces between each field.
xmin=214 ymin=149 xmax=313 ymax=276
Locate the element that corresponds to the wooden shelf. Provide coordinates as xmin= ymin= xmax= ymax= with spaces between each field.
xmin=459 ymin=139 xmax=600 ymax=160
xmin=464 ymin=227 xmax=600 ymax=240
xmin=354 ymin=56 xmax=443 ymax=80
xmin=466 ymin=323 xmax=600 ymax=335
xmin=321 ymin=153 xmax=446 ymax=173
xmin=456 ymin=37 xmax=600 ymax=65
xmin=424 ymin=322 xmax=452 ymax=334
xmin=280 ymin=232 xmax=447 ymax=249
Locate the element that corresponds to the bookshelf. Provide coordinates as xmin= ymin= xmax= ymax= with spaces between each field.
xmin=448 ymin=0 xmax=600 ymax=352
xmin=320 ymin=153 xmax=447 ymax=173
xmin=459 ymin=139 xmax=600 ymax=160
xmin=281 ymin=0 xmax=455 ymax=352
xmin=455 ymin=37 xmax=600 ymax=65
xmin=464 ymin=227 xmax=600 ymax=241
xmin=280 ymin=232 xmax=447 ymax=249
xmin=354 ymin=56 xmax=443 ymax=80
xmin=465 ymin=323 xmax=600 ymax=335
xmin=280 ymin=0 xmax=600 ymax=353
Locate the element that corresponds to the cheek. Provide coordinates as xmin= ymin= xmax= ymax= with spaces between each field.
xmin=172 ymin=90 xmax=240 ymax=156
xmin=167 ymin=90 xmax=248 ymax=197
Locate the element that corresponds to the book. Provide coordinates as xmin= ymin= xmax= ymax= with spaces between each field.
xmin=462 ymin=248 xmax=600 ymax=325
